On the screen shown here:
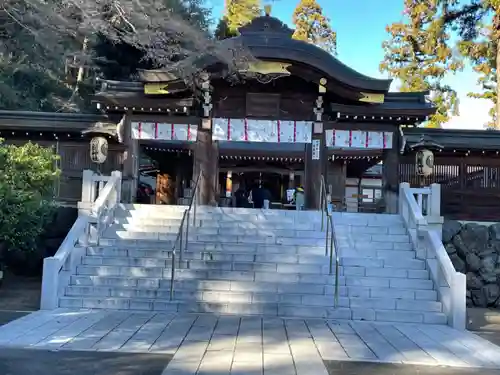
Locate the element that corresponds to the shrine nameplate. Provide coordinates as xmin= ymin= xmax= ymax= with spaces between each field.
xmin=246 ymin=93 xmax=280 ymax=118
xmin=312 ymin=139 xmax=320 ymax=160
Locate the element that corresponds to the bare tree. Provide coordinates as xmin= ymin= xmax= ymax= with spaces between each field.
xmin=0 ymin=0 xmax=257 ymax=111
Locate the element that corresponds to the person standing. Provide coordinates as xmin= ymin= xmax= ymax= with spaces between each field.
xmin=250 ymin=183 xmax=265 ymax=209
xmin=262 ymin=184 xmax=272 ymax=209
xmin=294 ymin=186 xmax=305 ymax=210
xmin=234 ymin=186 xmax=247 ymax=208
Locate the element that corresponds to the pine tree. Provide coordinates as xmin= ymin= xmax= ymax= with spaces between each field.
xmin=292 ymin=0 xmax=337 ymax=54
xmin=225 ymin=0 xmax=262 ymax=35
xmin=380 ymin=1 xmax=462 ymax=128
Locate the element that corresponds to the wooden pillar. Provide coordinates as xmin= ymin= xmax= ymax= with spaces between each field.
xmin=121 ymin=110 xmax=139 ymax=203
xmin=194 ymin=123 xmax=218 ymax=205
xmin=193 ymin=72 xmax=218 ymax=205
xmin=382 ymin=128 xmax=400 ymax=213
xmin=305 ymin=79 xmax=327 ymax=210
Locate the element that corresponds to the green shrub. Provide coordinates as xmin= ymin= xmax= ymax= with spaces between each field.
xmin=0 ymin=139 xmax=60 ymax=253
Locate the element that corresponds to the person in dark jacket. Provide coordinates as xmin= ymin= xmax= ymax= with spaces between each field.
xmin=234 ymin=186 xmax=247 ymax=208
xmin=250 ymin=184 xmax=265 ymax=209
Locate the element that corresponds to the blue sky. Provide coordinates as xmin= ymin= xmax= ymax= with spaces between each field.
xmin=207 ymin=0 xmax=491 ymax=129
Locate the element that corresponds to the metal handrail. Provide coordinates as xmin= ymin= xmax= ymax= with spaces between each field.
xmin=320 ymin=176 xmax=340 ymax=306
xmin=169 ymin=171 xmax=203 ymax=301
xmin=169 ymin=209 xmax=188 ymax=300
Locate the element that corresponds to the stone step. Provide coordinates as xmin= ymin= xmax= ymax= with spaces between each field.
xmin=86 ymin=246 xmax=416 ymax=263
xmin=90 ymin=242 xmax=328 ymax=254
xmin=87 ymin=247 xmax=328 ymax=263
xmin=333 ymin=225 xmax=407 ymax=235
xmin=75 ymin=265 xmax=339 ymax=283
xmin=80 ymin=256 xmax=429 ymax=278
xmin=86 ymin=247 xmax=424 ymax=269
xmin=116 ymin=218 xmax=323 ymax=230
xmin=57 ymin=296 xmax=446 ymax=324
xmin=74 ymin=265 xmax=434 ymax=289
xmin=105 ymin=231 xmax=327 ymax=246
xmin=82 ymin=253 xmax=429 ymax=279
xmin=100 ymin=233 xmax=413 ymax=252
xmin=70 ymin=276 xmax=438 ymax=300
xmin=111 ymin=224 xmax=328 ymax=238
xmin=81 ymin=256 xmax=332 ymax=274
xmin=64 ymin=286 xmax=442 ymax=312
xmin=118 ymin=211 xmax=323 ymax=223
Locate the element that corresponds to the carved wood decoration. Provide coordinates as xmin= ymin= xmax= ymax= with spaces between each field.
xmin=156 ymin=173 xmax=175 ymax=204
xmin=359 ymin=92 xmax=385 ymax=103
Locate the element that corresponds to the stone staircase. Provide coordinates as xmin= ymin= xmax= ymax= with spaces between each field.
xmin=59 ymin=205 xmax=447 ymax=324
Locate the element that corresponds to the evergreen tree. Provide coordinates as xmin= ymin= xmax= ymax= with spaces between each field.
xmin=214 ymin=17 xmax=237 ymax=40
xmin=380 ymin=1 xmax=462 ymax=128
xmin=292 ymin=0 xmax=337 ymax=54
xmin=225 ymin=0 xmax=262 ymax=34
xmin=459 ymin=24 xmax=497 ymax=128
xmin=434 ymin=0 xmax=499 ymax=128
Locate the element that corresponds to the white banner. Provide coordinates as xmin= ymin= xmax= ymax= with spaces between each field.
xmin=296 ymin=121 xmax=312 ymax=143
xmin=212 ymin=118 xmax=312 ymax=143
xmin=212 ymin=118 xmax=229 ymax=141
xmin=248 ymin=119 xmax=279 ymax=142
xmin=350 ymin=130 xmax=367 ymax=148
xmin=325 ymin=129 xmax=394 ymax=149
xmin=367 ymin=131 xmax=384 ymax=149
xmin=131 ymin=121 xmax=197 ymax=142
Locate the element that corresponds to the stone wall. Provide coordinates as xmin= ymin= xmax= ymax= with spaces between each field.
xmin=443 ymin=220 xmax=500 ymax=308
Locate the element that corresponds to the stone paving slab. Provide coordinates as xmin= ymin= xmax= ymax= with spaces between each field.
xmin=2 ymin=310 xmax=500 ymax=374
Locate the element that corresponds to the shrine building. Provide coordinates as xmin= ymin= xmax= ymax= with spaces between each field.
xmin=89 ymin=13 xmax=435 ymax=211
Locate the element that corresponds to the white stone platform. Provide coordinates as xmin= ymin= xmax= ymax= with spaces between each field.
xmin=1 ymin=309 xmax=500 ymax=374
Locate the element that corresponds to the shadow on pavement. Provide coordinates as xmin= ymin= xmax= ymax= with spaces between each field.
xmin=324 ymin=360 xmax=500 ymax=375
xmin=0 ymin=348 xmax=172 ymax=375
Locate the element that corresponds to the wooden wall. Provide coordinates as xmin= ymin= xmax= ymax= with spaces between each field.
xmin=400 ymin=155 xmax=500 ymax=220
xmin=212 ymin=77 xmax=317 ymax=120
xmin=3 ymin=138 xmax=125 ymax=205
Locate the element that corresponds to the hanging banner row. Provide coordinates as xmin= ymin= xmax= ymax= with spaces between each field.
xmin=130 ymin=121 xmax=393 ymax=150
xmin=325 ymin=129 xmax=393 ymax=149
xmin=213 ymin=118 xmax=313 ymax=143
xmin=131 ymin=122 xmax=198 ymax=141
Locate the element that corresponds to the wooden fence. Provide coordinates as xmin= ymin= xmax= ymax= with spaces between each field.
xmin=400 ymin=156 xmax=500 ymax=221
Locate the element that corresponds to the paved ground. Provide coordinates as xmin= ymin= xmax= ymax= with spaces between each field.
xmin=0 ymin=348 xmax=172 ymax=375
xmin=323 ymin=360 xmax=500 ymax=374
xmin=2 ymin=309 xmax=500 ymax=375
xmin=0 ymin=273 xmax=41 ymax=311
xmin=0 ymin=272 xmax=40 ymax=327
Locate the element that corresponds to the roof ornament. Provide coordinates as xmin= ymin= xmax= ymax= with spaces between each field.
xmin=410 ymin=135 xmax=443 ymax=151
xmin=238 ymin=11 xmax=293 ymax=38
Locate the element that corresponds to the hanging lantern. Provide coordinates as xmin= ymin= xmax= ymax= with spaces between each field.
xmin=416 ymin=149 xmax=434 ymax=177
xmin=90 ymin=136 xmax=108 ymax=164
